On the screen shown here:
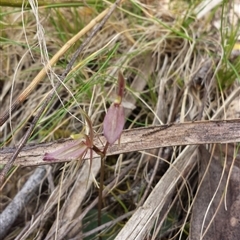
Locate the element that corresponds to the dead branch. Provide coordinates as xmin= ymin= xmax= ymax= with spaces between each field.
xmin=1 ymin=119 xmax=239 ymax=167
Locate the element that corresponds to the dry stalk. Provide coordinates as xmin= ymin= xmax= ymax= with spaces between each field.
xmin=0 ymin=0 xmax=124 ymax=186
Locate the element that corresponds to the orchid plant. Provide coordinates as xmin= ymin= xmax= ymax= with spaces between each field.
xmin=43 ymin=71 xmax=125 ymax=236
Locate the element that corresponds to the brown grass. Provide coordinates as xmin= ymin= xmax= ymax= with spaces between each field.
xmin=0 ymin=0 xmax=240 ymax=239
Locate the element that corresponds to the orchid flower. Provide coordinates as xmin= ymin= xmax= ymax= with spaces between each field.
xmin=43 ymin=71 xmax=125 ymax=163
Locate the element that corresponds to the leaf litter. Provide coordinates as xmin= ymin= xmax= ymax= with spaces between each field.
xmin=0 ymin=0 xmax=240 ymax=239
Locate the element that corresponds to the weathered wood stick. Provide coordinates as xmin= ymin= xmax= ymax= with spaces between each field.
xmin=1 ymin=119 xmax=240 ymax=166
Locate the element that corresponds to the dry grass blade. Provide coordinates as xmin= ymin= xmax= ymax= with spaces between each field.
xmin=0 ymin=166 xmax=47 ymax=239
xmin=0 ymin=0 xmax=123 ymax=185
xmin=39 ymin=159 xmax=101 ymax=240
xmin=190 ymin=146 xmax=240 ymax=240
xmin=1 ymin=0 xmax=240 ymax=239
xmin=0 ymin=2 xmax=119 ymax=127
xmin=115 ymin=145 xmax=198 ymax=239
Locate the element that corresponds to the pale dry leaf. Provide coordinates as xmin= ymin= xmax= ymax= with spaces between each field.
xmin=190 ymin=146 xmax=240 ymax=240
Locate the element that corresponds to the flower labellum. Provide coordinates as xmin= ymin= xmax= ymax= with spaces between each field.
xmin=43 ymin=139 xmax=88 ymax=162
xmin=103 ymin=71 xmax=125 ymax=145
xmin=103 ymin=103 xmax=125 ymax=145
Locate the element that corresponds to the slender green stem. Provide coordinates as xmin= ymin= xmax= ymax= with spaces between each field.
xmin=98 ymin=155 xmax=105 ymax=240
xmin=103 ymin=142 xmax=109 ymax=156
xmin=97 ymin=141 xmax=109 ymax=240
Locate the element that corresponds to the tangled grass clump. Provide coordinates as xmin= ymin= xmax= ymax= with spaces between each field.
xmin=0 ymin=0 xmax=240 ymax=239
